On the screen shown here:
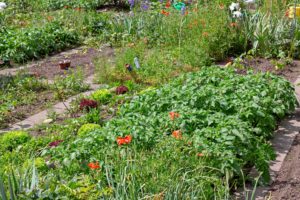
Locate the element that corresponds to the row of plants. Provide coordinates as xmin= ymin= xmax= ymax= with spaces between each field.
xmin=0 ymin=21 xmax=79 ymax=64
xmin=3 ymin=0 xmax=124 ymax=12
xmin=0 ymin=66 xmax=297 ymax=199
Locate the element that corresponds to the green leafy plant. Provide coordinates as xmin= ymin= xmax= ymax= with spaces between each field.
xmin=78 ymin=123 xmax=101 ymax=137
xmin=0 ymin=21 xmax=79 ymax=64
xmin=0 ymin=131 xmax=31 ymax=151
xmin=91 ymin=89 xmax=112 ymax=104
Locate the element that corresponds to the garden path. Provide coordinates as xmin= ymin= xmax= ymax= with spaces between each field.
xmin=0 ymin=44 xmax=113 ymax=80
xmin=0 ymin=44 xmax=114 ymax=133
xmin=0 ymin=74 xmax=102 ymax=133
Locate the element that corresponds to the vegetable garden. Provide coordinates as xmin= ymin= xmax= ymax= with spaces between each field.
xmin=0 ymin=0 xmax=300 ymax=199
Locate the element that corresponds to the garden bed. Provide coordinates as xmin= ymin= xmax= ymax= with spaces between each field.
xmin=26 ymin=46 xmax=114 ymax=80
xmin=0 ymin=66 xmax=297 ymax=199
xmin=0 ymin=72 xmax=89 ymax=129
xmin=234 ymin=58 xmax=300 ymax=82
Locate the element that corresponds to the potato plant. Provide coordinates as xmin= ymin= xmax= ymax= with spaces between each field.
xmin=0 ymin=67 xmax=291 ymax=199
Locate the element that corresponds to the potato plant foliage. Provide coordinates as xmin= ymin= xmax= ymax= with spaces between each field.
xmin=44 ymin=67 xmax=297 ymax=198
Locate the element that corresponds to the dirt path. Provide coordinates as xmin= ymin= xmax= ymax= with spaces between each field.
xmin=0 ymin=44 xmax=114 ymax=80
xmin=268 ymin=132 xmax=300 ymax=200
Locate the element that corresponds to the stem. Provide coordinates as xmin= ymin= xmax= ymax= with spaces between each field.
xmin=178 ymin=16 xmax=184 ymax=60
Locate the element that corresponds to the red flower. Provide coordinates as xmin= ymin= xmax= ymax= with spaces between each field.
xmin=165 ymin=1 xmax=171 ymax=8
xmin=48 ymin=140 xmax=64 ymax=148
xmin=172 ymin=130 xmax=182 ymax=139
xmin=79 ymin=99 xmax=98 ymax=111
xmin=161 ymin=10 xmax=170 ymax=16
xmin=169 ymin=112 xmax=180 ymax=120
xmin=88 ymin=161 xmax=100 ymax=170
xmin=117 ymin=135 xmax=132 ymax=146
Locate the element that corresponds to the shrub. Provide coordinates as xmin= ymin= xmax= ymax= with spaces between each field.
xmin=78 ymin=123 xmax=101 ymax=137
xmin=0 ymin=131 xmax=31 ymax=151
xmin=91 ymin=89 xmax=112 ymax=104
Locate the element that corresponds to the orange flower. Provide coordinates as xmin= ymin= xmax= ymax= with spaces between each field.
xmin=47 ymin=16 xmax=54 ymax=22
xmin=74 ymin=7 xmax=81 ymax=11
xmin=166 ymin=1 xmax=171 ymax=8
xmin=219 ymin=3 xmax=225 ymax=10
xmin=169 ymin=112 xmax=180 ymax=120
xmin=202 ymin=32 xmax=209 ymax=37
xmin=172 ymin=130 xmax=182 ymax=139
xmin=197 ymin=153 xmax=204 ymax=157
xmin=230 ymin=22 xmax=237 ymax=27
xmin=285 ymin=10 xmax=289 ymax=17
xmin=161 ymin=10 xmax=170 ymax=16
xmin=117 ymin=135 xmax=132 ymax=146
xmin=88 ymin=161 xmax=100 ymax=169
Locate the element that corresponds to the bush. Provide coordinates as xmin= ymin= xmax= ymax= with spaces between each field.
xmin=91 ymin=89 xmax=112 ymax=104
xmin=78 ymin=123 xmax=101 ymax=137
xmin=0 ymin=131 xmax=31 ymax=151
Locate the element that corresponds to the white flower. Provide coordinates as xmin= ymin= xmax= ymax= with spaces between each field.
xmin=0 ymin=2 xmax=7 ymax=11
xmin=232 ymin=11 xmax=242 ymax=18
xmin=229 ymin=2 xmax=239 ymax=11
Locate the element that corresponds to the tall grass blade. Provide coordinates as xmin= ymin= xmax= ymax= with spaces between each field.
xmin=0 ymin=176 xmax=8 ymax=200
xmin=8 ymin=176 xmax=15 ymax=200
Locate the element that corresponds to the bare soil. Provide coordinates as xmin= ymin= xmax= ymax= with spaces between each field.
xmin=1 ymin=91 xmax=54 ymax=129
xmin=27 ymin=46 xmax=114 ymax=80
xmin=235 ymin=58 xmax=300 ymax=82
xmin=268 ymin=132 xmax=300 ymax=200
